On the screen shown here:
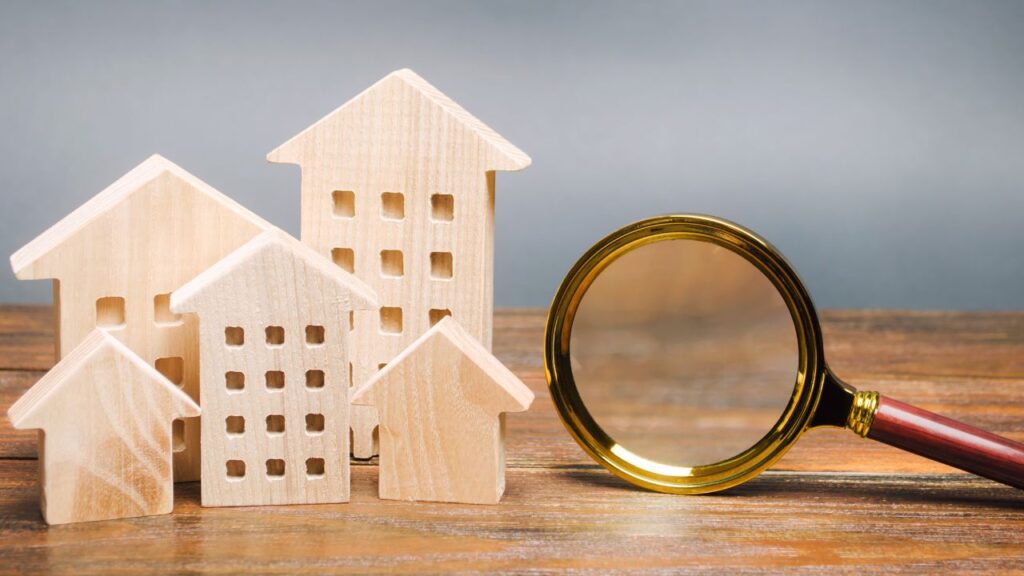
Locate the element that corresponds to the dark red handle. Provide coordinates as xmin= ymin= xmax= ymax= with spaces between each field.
xmin=867 ymin=395 xmax=1024 ymax=490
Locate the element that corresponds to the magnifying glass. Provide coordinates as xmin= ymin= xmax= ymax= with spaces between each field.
xmin=545 ymin=214 xmax=1024 ymax=494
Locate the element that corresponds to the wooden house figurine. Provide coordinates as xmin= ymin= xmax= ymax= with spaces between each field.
xmin=170 ymin=229 xmax=378 ymax=506
xmin=9 ymin=155 xmax=271 ymax=481
xmin=267 ymin=68 xmax=531 ymax=458
xmin=7 ymin=329 xmax=200 ymax=525
xmin=351 ymin=317 xmax=534 ymax=504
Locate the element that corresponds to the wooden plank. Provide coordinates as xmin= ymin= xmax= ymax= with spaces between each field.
xmin=0 ymin=305 xmax=53 ymax=372
xmin=0 ymin=371 xmax=42 ymax=459
xmin=5 ymin=306 xmax=1023 ymax=377
xmin=2 ymin=308 xmax=1024 ymax=475
xmin=3 ymin=363 xmax=1018 ymax=474
xmin=822 ymin=309 xmax=1024 ymax=380
xmin=0 ymin=460 xmax=1022 ymax=573
xmin=2 ymin=307 xmax=1024 ymax=572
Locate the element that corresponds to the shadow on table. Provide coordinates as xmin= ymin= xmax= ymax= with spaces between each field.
xmin=557 ymin=466 xmax=1024 ymax=510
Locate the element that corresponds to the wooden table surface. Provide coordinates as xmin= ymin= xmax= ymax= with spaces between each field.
xmin=1 ymin=306 xmax=1023 ymax=574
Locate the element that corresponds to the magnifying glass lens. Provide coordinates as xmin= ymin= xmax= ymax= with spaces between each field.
xmin=570 ymin=238 xmax=800 ymax=467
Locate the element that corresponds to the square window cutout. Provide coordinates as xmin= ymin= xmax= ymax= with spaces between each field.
xmin=380 ymin=250 xmax=404 ymax=277
xmin=266 ymin=459 xmax=285 ymax=478
xmin=306 ymin=413 xmax=325 ymax=434
xmin=172 ymin=419 xmax=186 ymax=452
xmin=332 ymin=248 xmax=355 ymax=273
xmin=305 ymin=325 xmax=325 ymax=346
xmin=431 ymin=194 xmax=454 ymax=222
xmin=332 ymin=190 xmax=355 ymax=218
xmin=380 ymin=307 xmax=403 ymax=334
xmin=226 ymin=371 xmax=245 ymax=391
xmin=306 ymin=458 xmax=325 ymax=478
xmin=226 ymin=460 xmax=246 ymax=479
xmin=430 ymin=252 xmax=454 ymax=280
xmin=266 ymin=415 xmax=285 ymax=434
xmin=266 ymin=371 xmax=285 ymax=390
xmin=96 ymin=296 xmax=126 ymax=329
xmin=265 ymin=326 xmax=284 ymax=346
xmin=226 ymin=415 xmax=245 ymax=435
xmin=381 ymin=192 xmax=404 ymax=220
xmin=155 ymin=357 xmax=184 ymax=387
xmin=306 ymin=370 xmax=325 ymax=389
xmin=154 ymin=293 xmax=181 ymax=326
xmin=225 ymin=326 xmax=244 ymax=347
xmin=429 ymin=309 xmax=452 ymax=326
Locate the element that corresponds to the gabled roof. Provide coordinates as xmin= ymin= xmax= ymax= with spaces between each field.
xmin=352 ymin=316 xmax=534 ymax=413
xmin=7 ymin=329 xmax=200 ymax=430
xmin=266 ymin=68 xmax=531 ymax=172
xmin=170 ymin=228 xmax=379 ymax=313
xmin=10 ymin=154 xmax=273 ymax=278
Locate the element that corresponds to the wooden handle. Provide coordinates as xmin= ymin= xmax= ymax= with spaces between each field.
xmin=867 ymin=395 xmax=1024 ymax=490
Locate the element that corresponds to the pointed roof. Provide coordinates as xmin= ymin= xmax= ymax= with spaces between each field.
xmin=267 ymin=68 xmax=531 ymax=172
xmin=352 ymin=316 xmax=534 ymax=413
xmin=10 ymin=154 xmax=273 ymax=278
xmin=170 ymin=228 xmax=379 ymax=313
xmin=7 ymin=330 xmax=200 ymax=430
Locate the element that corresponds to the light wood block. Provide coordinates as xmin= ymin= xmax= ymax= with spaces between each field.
xmin=171 ymin=229 xmax=378 ymax=507
xmin=9 ymin=154 xmax=271 ymax=481
xmin=351 ymin=317 xmax=534 ymax=504
xmin=268 ymin=69 xmax=531 ymax=458
xmin=6 ymin=329 xmax=200 ymax=525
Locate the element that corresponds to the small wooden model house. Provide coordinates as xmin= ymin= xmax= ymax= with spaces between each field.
xmin=351 ymin=317 xmax=534 ymax=504
xmin=171 ymin=229 xmax=378 ymax=507
xmin=268 ymin=68 xmax=531 ymax=458
xmin=7 ymin=329 xmax=200 ymax=525
xmin=9 ymin=155 xmax=271 ymax=481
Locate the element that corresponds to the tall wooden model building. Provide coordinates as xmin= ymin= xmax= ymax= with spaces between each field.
xmin=171 ymin=230 xmax=378 ymax=506
xmin=9 ymin=155 xmax=271 ymax=481
xmin=268 ymin=69 xmax=531 ymax=457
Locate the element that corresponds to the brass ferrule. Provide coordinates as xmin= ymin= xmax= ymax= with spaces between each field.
xmin=847 ymin=390 xmax=880 ymax=437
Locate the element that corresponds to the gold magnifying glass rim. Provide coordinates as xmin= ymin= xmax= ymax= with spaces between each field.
xmin=544 ymin=214 xmax=828 ymax=494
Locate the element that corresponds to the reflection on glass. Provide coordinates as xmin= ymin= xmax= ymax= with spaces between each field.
xmin=570 ymin=238 xmax=799 ymax=467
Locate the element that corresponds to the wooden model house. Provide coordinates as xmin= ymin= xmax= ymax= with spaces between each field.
xmin=171 ymin=229 xmax=379 ymax=506
xmin=7 ymin=330 xmax=200 ymax=525
xmin=9 ymin=155 xmax=271 ymax=481
xmin=267 ymin=69 xmax=531 ymax=458
xmin=351 ymin=317 xmax=534 ymax=504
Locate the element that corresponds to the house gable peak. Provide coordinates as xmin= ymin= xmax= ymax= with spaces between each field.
xmin=10 ymin=154 xmax=272 ymax=279
xmin=352 ymin=316 xmax=534 ymax=413
xmin=170 ymin=228 xmax=379 ymax=314
xmin=266 ymin=68 xmax=531 ymax=172
xmin=7 ymin=329 xmax=199 ymax=430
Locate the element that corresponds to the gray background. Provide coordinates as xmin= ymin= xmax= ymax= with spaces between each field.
xmin=1 ymin=0 xmax=1022 ymax=309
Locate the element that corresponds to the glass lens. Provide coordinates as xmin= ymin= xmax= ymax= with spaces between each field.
xmin=570 ymin=238 xmax=799 ymax=467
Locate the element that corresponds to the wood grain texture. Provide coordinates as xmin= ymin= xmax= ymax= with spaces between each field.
xmin=268 ymin=69 xmax=530 ymax=458
xmin=9 ymin=155 xmax=272 ymax=481
xmin=171 ymin=230 xmax=378 ymax=507
xmin=0 ymin=305 xmax=53 ymax=371
xmin=0 ymin=463 xmax=1022 ymax=574
xmin=6 ymin=330 xmax=199 ymax=525
xmin=0 ymin=307 xmax=1023 ymax=572
xmin=868 ymin=395 xmax=1024 ymax=490
xmin=352 ymin=317 xmax=533 ymax=504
